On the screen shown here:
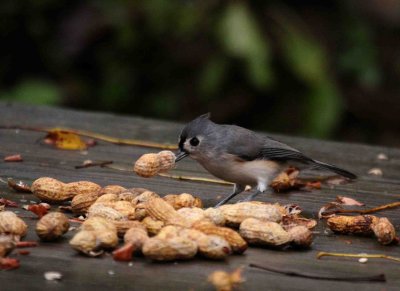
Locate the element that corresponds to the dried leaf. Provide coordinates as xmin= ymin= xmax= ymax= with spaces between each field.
xmin=113 ymin=243 xmax=134 ymax=262
xmin=0 ymin=198 xmax=18 ymax=208
xmin=7 ymin=179 xmax=31 ymax=193
xmin=281 ymin=215 xmax=317 ymax=230
xmin=16 ymin=241 xmax=38 ymax=248
xmin=44 ymin=129 xmax=87 ymax=150
xmin=25 ymin=204 xmax=48 ymax=218
xmin=18 ymin=250 xmax=30 ymax=255
xmin=336 ymin=196 xmax=364 ymax=206
xmin=4 ymin=154 xmax=23 ymax=162
xmin=0 ymin=257 xmax=20 ymax=270
xmin=318 ymin=202 xmax=341 ymax=219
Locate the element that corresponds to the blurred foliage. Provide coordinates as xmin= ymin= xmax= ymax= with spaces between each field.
xmin=1 ymin=0 xmax=400 ymax=144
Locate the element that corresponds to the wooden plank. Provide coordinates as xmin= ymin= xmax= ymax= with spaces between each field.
xmin=0 ymin=102 xmax=399 ymax=290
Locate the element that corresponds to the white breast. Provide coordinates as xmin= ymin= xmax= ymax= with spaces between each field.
xmin=197 ymin=155 xmax=283 ymax=190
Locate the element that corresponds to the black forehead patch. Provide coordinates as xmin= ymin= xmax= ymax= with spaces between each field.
xmin=178 ymin=135 xmax=186 ymax=151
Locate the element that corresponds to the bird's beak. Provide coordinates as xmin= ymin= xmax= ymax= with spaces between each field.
xmin=175 ymin=151 xmax=189 ymax=162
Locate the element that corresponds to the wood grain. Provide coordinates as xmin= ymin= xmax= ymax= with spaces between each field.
xmin=0 ymin=102 xmax=398 ymax=290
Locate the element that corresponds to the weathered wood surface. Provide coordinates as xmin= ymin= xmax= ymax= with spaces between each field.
xmin=0 ymin=102 xmax=399 ymax=291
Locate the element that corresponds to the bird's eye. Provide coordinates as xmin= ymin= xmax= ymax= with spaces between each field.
xmin=190 ymin=137 xmax=199 ymax=146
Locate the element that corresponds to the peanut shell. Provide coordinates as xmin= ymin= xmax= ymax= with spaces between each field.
xmin=134 ymin=153 xmax=161 ymax=178
xmin=157 ymin=151 xmax=176 ymax=172
xmin=219 ymin=202 xmax=282 ymax=227
xmin=192 ymin=220 xmax=247 ymax=254
xmin=142 ymin=236 xmax=197 ymax=261
xmin=163 ymin=193 xmax=203 ymax=210
xmin=0 ymin=211 xmax=28 ymax=238
xmin=239 ymin=218 xmax=291 ymax=247
xmin=35 ymin=212 xmax=70 ymax=241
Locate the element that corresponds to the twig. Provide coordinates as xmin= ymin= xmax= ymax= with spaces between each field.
xmin=0 ymin=125 xmax=177 ymax=150
xmin=101 ymin=164 xmax=233 ymax=186
xmin=317 ymin=252 xmax=400 ymax=263
xmin=158 ymin=173 xmax=233 ymax=185
xmin=75 ymin=161 xmax=113 ymax=169
xmin=249 ymin=263 xmax=386 ymax=282
xmin=323 ymin=202 xmax=400 ymax=216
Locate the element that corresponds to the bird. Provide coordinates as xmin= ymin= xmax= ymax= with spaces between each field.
xmin=175 ymin=113 xmax=356 ymax=206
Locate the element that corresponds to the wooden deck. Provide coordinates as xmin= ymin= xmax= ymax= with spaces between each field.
xmin=0 ymin=102 xmax=399 ymax=290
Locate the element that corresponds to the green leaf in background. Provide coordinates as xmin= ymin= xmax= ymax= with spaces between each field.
xmin=302 ymin=79 xmax=343 ymax=138
xmin=274 ymin=12 xmax=326 ymax=84
xmin=338 ymin=16 xmax=381 ymax=89
xmin=0 ymin=79 xmax=61 ymax=105
xmin=198 ymin=57 xmax=228 ymax=99
xmin=273 ymin=8 xmax=343 ymax=138
xmin=219 ymin=2 xmax=273 ymax=89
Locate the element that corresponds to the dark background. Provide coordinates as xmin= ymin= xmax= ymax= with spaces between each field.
xmin=1 ymin=0 xmax=400 ymax=146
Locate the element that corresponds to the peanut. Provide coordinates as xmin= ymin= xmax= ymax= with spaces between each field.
xmin=371 ymin=217 xmax=396 ymax=245
xmin=146 ymin=197 xmax=190 ymax=228
xmin=142 ymin=236 xmax=197 ymax=261
xmin=32 ymin=177 xmax=101 ymax=202
xmin=287 ymin=225 xmax=313 ymax=248
xmin=124 ymin=225 xmax=149 ymax=251
xmin=163 ymin=193 xmax=203 ymax=210
xmin=219 ymin=202 xmax=282 ymax=227
xmin=80 ymin=217 xmax=118 ymax=249
xmin=134 ymin=153 xmax=161 ymax=178
xmin=180 ymin=229 xmax=231 ymax=260
xmin=239 ymin=218 xmax=291 ymax=247
xmin=87 ymin=203 xmax=127 ymax=221
xmin=134 ymin=151 xmax=176 ymax=178
xmin=142 ymin=217 xmax=165 ymax=236
xmin=0 ymin=211 xmax=28 ymax=239
xmin=35 ymin=212 xmax=69 ymax=241
xmin=208 ymin=268 xmax=243 ymax=291
xmin=192 ymin=220 xmax=247 ymax=254
xmin=327 ymin=215 xmax=378 ymax=235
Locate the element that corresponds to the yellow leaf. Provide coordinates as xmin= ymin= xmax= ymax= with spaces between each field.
xmin=44 ymin=129 xmax=87 ymax=150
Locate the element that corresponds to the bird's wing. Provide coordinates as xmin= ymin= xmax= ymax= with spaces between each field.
xmin=223 ymin=127 xmax=311 ymax=162
xmin=257 ymin=147 xmax=312 ymax=162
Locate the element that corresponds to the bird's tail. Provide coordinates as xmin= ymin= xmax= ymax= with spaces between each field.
xmin=311 ymin=160 xmax=357 ymax=179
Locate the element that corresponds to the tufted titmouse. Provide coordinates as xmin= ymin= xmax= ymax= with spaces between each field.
xmin=175 ymin=113 xmax=356 ymax=206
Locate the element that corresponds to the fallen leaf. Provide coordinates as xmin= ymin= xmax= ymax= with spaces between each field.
xmin=113 ymin=243 xmax=134 ymax=262
xmin=44 ymin=129 xmax=87 ymax=150
xmin=281 ymin=215 xmax=317 ymax=230
xmin=18 ymin=250 xmax=30 ymax=255
xmin=16 ymin=241 xmax=38 ymax=248
xmin=0 ymin=198 xmax=18 ymax=208
xmin=25 ymin=204 xmax=48 ymax=218
xmin=318 ymin=202 xmax=341 ymax=219
xmin=4 ymin=154 xmax=23 ymax=162
xmin=7 ymin=179 xmax=31 ymax=192
xmin=336 ymin=196 xmax=364 ymax=206
xmin=0 ymin=257 xmax=20 ymax=270
xmin=304 ymin=181 xmax=321 ymax=190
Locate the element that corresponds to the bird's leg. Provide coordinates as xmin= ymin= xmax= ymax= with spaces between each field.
xmin=242 ymin=190 xmax=264 ymax=202
xmin=215 ymin=184 xmax=245 ymax=207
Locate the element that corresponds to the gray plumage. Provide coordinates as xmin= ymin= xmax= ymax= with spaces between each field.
xmin=176 ymin=114 xmax=356 ymax=206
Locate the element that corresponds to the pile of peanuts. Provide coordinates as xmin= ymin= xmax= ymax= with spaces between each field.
xmin=0 ymin=150 xmax=396 ymax=284
xmin=25 ymin=176 xmax=316 ymax=261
